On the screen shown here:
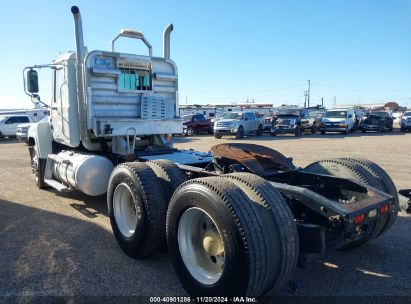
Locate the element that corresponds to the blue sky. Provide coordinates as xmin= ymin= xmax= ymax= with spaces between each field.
xmin=1 ymin=0 xmax=410 ymax=109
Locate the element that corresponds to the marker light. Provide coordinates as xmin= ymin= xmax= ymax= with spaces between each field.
xmin=368 ymin=209 xmax=377 ymax=218
xmin=354 ymin=214 xmax=365 ymax=225
xmin=380 ymin=204 xmax=389 ymax=214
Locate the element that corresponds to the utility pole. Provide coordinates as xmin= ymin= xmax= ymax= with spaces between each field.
xmin=185 ymin=94 xmax=188 ymax=105
xmin=333 ymin=96 xmax=337 ymax=109
xmin=321 ymin=97 xmax=324 ymax=107
xmin=307 ymin=80 xmax=311 ymax=108
xmin=304 ymin=91 xmax=307 ymax=108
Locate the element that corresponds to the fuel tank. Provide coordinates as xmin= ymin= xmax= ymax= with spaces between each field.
xmin=52 ymin=151 xmax=114 ymax=196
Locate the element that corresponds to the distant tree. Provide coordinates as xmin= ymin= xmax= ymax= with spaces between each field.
xmin=384 ymin=102 xmax=400 ymax=111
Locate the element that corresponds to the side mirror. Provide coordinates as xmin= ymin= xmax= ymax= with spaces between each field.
xmin=27 ymin=70 xmax=39 ymax=93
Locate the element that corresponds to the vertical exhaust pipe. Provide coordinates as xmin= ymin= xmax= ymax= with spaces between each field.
xmin=163 ymin=24 xmax=173 ymax=59
xmin=71 ymin=6 xmax=85 ymax=65
xmin=71 ymin=6 xmax=94 ymax=150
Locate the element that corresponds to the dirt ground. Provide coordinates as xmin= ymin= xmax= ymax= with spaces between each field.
xmin=0 ymin=130 xmax=410 ymax=300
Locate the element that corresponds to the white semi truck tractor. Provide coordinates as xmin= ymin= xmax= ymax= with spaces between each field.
xmin=24 ymin=6 xmax=399 ymax=299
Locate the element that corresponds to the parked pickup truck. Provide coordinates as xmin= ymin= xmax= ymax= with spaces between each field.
xmin=362 ymin=111 xmax=393 ymax=133
xmin=182 ymin=114 xmax=213 ymax=136
xmin=271 ymin=107 xmax=318 ymax=137
xmin=214 ymin=111 xmax=263 ymax=139
xmin=400 ymin=111 xmax=411 ymax=132
xmin=16 ymin=123 xmax=34 ymax=142
xmin=0 ymin=115 xmax=31 ymax=138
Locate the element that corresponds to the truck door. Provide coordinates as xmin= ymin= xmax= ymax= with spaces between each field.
xmin=51 ymin=66 xmax=69 ymax=142
xmin=2 ymin=117 xmax=15 ymax=136
xmin=250 ymin=112 xmax=259 ymax=131
xmin=244 ymin=113 xmax=252 ymax=131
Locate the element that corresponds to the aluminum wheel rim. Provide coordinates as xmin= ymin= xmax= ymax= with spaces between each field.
xmin=113 ymin=183 xmax=138 ymax=238
xmin=178 ymin=207 xmax=225 ymax=285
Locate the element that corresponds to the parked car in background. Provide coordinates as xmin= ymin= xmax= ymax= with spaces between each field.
xmin=362 ymin=111 xmax=393 ymax=133
xmin=182 ymin=114 xmax=213 ymax=136
xmin=214 ymin=111 xmax=263 ymax=139
xmin=319 ymin=109 xmax=356 ymax=134
xmin=271 ymin=107 xmax=319 ymax=137
xmin=16 ymin=123 xmax=33 ymax=142
xmin=354 ymin=110 xmax=366 ymax=130
xmin=393 ymin=111 xmax=404 ymax=123
xmin=400 ymin=111 xmax=411 ymax=132
xmin=0 ymin=115 xmax=31 ymax=138
xmin=263 ymin=115 xmax=275 ymax=131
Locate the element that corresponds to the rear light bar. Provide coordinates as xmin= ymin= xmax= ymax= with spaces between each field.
xmin=353 ymin=204 xmax=390 ymax=226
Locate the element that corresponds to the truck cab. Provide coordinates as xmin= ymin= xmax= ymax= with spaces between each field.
xmin=23 ymin=6 xmax=191 ymax=195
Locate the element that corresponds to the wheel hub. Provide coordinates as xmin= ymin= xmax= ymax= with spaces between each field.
xmin=202 ymin=230 xmax=223 ymax=256
xmin=178 ymin=207 xmax=225 ymax=285
xmin=113 ymin=183 xmax=138 ymax=238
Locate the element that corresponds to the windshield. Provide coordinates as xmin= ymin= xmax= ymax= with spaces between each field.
xmin=277 ymin=109 xmax=300 ymax=116
xmin=182 ymin=115 xmax=193 ymax=121
xmin=368 ymin=112 xmax=385 ymax=117
xmin=403 ymin=112 xmax=411 ymax=117
xmin=0 ymin=116 xmax=9 ymax=123
xmin=223 ymin=113 xmax=243 ymax=119
xmin=324 ymin=111 xmax=347 ymax=118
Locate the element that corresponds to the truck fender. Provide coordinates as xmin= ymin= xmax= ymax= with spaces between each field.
xmin=28 ymin=119 xmax=53 ymax=159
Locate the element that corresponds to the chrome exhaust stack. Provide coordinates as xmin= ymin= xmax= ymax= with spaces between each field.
xmin=163 ymin=24 xmax=173 ymax=59
xmin=71 ymin=6 xmax=94 ymax=150
xmin=71 ymin=6 xmax=85 ymax=65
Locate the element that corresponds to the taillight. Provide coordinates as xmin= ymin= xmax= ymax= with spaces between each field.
xmin=380 ymin=204 xmax=389 ymax=214
xmin=354 ymin=214 xmax=365 ymax=225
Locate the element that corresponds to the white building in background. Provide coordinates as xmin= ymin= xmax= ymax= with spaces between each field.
xmin=338 ymin=103 xmax=385 ymax=109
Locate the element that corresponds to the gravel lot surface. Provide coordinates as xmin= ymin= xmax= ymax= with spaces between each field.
xmin=0 ymin=130 xmax=410 ymax=300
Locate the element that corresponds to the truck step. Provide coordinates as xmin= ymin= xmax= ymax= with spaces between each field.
xmin=44 ymin=179 xmax=71 ymax=192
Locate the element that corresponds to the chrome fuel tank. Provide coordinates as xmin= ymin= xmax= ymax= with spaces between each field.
xmin=52 ymin=151 xmax=114 ymax=196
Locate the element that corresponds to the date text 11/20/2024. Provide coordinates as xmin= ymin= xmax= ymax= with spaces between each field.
xmin=149 ymin=297 xmax=257 ymax=302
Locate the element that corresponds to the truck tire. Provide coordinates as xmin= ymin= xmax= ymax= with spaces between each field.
xmin=256 ymin=124 xmax=263 ymax=136
xmin=342 ymin=127 xmax=349 ymax=135
xmin=304 ymin=159 xmax=386 ymax=249
xmin=29 ymin=147 xmax=47 ymax=189
xmin=321 ymin=130 xmax=325 ymax=135
xmin=214 ymin=132 xmax=222 ymax=139
xmin=107 ymin=162 xmax=168 ymax=258
xmin=146 ymin=160 xmax=187 ymax=204
xmin=167 ymin=177 xmax=280 ymax=297
xmin=235 ymin=126 xmax=244 ymax=139
xmin=294 ymin=125 xmax=301 ymax=137
xmin=311 ymin=125 xmax=317 ymax=134
xmin=339 ymin=158 xmax=399 ymax=236
xmin=224 ymin=173 xmax=299 ymax=293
